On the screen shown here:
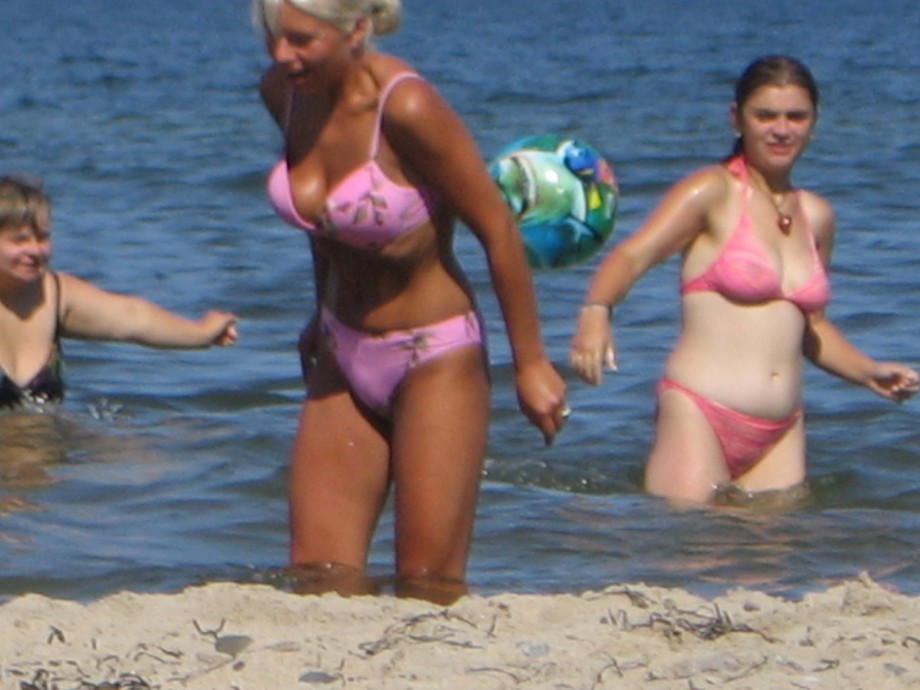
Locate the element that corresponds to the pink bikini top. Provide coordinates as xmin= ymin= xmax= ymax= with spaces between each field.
xmin=680 ymin=157 xmax=830 ymax=313
xmin=267 ymin=72 xmax=436 ymax=250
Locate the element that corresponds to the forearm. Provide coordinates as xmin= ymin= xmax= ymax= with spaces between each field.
xmin=117 ymin=300 xmax=216 ymax=348
xmin=484 ymin=219 xmax=568 ymax=443
xmin=581 ymin=249 xmax=640 ymax=311
xmin=485 ymin=225 xmax=548 ymax=368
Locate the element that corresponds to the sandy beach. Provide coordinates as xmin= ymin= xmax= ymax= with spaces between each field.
xmin=2 ymin=573 xmax=918 ymax=689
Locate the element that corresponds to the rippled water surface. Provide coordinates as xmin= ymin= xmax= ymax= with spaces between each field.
xmin=2 ymin=0 xmax=919 ymax=601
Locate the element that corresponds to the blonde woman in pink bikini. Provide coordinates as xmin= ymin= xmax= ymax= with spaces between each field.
xmin=251 ymin=0 xmax=567 ymax=599
xmin=571 ymin=56 xmax=917 ymax=505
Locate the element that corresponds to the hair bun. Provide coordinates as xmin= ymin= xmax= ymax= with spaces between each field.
xmin=369 ymin=0 xmax=401 ymax=36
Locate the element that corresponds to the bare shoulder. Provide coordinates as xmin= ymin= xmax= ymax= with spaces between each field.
xmin=55 ymin=271 xmax=83 ymax=316
xmin=799 ymin=188 xmax=835 ymax=241
xmin=368 ymin=54 xmax=450 ymax=127
xmin=57 ymin=272 xmax=110 ymax=306
xmin=798 ymin=189 xmax=835 ymax=261
xmin=363 ymin=57 xmax=466 ymax=168
xmin=665 ymin=163 xmax=735 ymax=212
xmin=55 ymin=271 xmax=82 ymax=293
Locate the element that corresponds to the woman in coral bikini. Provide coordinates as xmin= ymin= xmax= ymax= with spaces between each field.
xmin=570 ymin=55 xmax=917 ymax=505
xmin=251 ymin=0 xmax=567 ymax=599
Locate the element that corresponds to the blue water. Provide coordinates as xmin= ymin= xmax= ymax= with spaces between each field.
xmin=2 ymin=0 xmax=919 ymax=602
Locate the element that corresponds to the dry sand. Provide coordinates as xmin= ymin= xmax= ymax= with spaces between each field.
xmin=2 ymin=572 xmax=919 ymax=689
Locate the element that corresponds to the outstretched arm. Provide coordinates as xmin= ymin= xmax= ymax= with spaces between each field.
xmin=58 ymin=273 xmax=238 ymax=348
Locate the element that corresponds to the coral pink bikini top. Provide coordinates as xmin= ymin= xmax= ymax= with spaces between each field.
xmin=267 ymin=72 xmax=436 ymax=251
xmin=681 ymin=157 xmax=830 ymax=313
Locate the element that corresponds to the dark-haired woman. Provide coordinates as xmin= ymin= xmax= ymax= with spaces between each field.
xmin=570 ymin=55 xmax=917 ymax=504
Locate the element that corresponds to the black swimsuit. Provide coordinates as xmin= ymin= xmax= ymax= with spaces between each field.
xmin=0 ymin=273 xmax=65 ymax=409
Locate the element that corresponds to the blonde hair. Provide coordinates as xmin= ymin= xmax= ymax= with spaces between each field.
xmin=252 ymin=0 xmax=401 ymax=41
xmin=0 ymin=175 xmax=50 ymax=232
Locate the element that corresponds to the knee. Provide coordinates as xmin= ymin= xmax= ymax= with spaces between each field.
xmin=287 ymin=561 xmax=380 ymax=597
xmin=393 ymin=569 xmax=469 ymax=604
xmin=644 ymin=451 xmax=725 ymax=505
xmin=645 ymin=473 xmax=717 ymax=505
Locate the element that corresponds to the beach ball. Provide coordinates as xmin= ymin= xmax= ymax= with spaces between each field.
xmin=489 ymin=133 xmax=619 ymax=269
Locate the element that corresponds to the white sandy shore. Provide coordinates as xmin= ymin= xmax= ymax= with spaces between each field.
xmin=2 ymin=573 xmax=918 ymax=689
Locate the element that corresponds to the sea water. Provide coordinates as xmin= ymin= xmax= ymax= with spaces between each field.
xmin=1 ymin=0 xmax=919 ymax=601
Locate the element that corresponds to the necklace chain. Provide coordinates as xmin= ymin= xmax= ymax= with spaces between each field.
xmin=749 ymin=171 xmax=794 ymax=233
xmin=767 ymin=192 xmax=793 ymax=233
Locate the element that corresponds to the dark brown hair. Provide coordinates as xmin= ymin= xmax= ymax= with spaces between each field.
xmin=731 ymin=55 xmax=819 ymax=156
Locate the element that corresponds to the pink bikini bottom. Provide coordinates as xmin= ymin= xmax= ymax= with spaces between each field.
xmin=320 ymin=308 xmax=485 ymax=418
xmin=657 ymin=377 xmax=802 ymax=479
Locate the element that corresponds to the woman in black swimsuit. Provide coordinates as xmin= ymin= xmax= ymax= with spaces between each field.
xmin=0 ymin=174 xmax=238 ymax=410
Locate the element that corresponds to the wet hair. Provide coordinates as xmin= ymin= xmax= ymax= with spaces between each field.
xmin=252 ymin=0 xmax=401 ymax=42
xmin=0 ymin=175 xmax=50 ymax=232
xmin=730 ymin=55 xmax=819 ymax=156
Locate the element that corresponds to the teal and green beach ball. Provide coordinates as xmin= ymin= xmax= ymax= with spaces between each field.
xmin=489 ymin=133 xmax=619 ymax=269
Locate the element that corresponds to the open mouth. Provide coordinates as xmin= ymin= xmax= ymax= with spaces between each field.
xmin=287 ymin=69 xmax=313 ymax=85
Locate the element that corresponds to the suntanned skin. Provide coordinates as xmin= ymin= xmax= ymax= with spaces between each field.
xmin=258 ymin=2 xmax=566 ymax=599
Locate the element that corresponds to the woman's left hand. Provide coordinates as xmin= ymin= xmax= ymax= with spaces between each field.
xmin=867 ymin=362 xmax=919 ymax=402
xmin=515 ymin=357 xmax=568 ymax=446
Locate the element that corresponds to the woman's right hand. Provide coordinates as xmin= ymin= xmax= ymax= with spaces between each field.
xmin=569 ymin=305 xmax=617 ymax=386
xmin=200 ymin=311 xmax=239 ymax=347
xmin=515 ymin=357 xmax=568 ymax=446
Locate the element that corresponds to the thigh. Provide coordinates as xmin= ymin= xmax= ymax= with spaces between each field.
xmin=644 ymin=388 xmax=731 ymax=503
xmin=288 ymin=353 xmax=391 ymax=569
xmin=389 ymin=344 xmax=490 ymax=581
xmin=734 ymin=415 xmax=806 ymax=492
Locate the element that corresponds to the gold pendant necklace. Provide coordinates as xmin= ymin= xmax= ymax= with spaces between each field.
xmin=749 ymin=168 xmax=794 ymax=234
xmin=774 ymin=207 xmax=793 ymax=233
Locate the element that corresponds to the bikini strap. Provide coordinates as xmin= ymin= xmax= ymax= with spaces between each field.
xmin=369 ymin=72 xmax=423 ymax=158
xmin=725 ymin=154 xmax=751 ymax=217
xmin=730 ymin=155 xmax=809 ymax=233
xmin=51 ymin=271 xmax=63 ymax=343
